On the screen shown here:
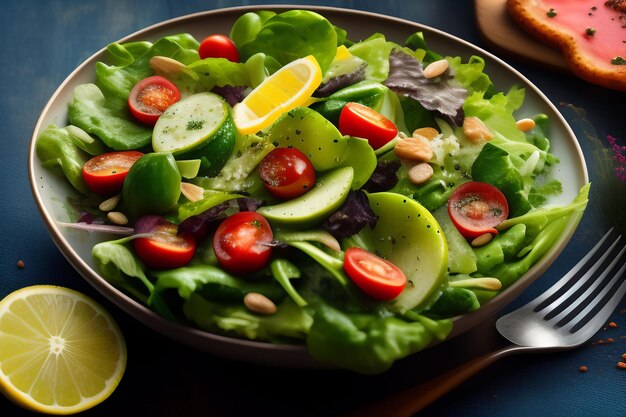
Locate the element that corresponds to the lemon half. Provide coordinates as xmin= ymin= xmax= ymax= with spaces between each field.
xmin=0 ymin=285 xmax=126 ymax=415
xmin=232 ymin=55 xmax=322 ymax=135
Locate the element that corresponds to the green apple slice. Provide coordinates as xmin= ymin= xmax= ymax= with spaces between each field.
xmin=358 ymin=192 xmax=448 ymax=312
xmin=257 ymin=166 xmax=353 ymax=228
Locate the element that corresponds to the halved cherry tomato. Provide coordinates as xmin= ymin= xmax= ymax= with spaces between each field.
xmin=338 ymin=102 xmax=398 ymax=150
xmin=198 ymin=34 xmax=239 ymax=62
xmin=343 ymin=247 xmax=407 ymax=301
xmin=82 ymin=151 xmax=144 ymax=196
xmin=213 ymin=212 xmax=273 ymax=275
xmin=128 ymin=75 xmax=181 ymax=125
xmin=258 ymin=147 xmax=316 ymax=199
xmin=134 ymin=222 xmax=196 ymax=270
xmin=448 ymin=181 xmax=509 ymax=239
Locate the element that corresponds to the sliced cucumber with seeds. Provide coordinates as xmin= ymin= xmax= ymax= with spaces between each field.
xmin=153 ymin=92 xmax=236 ymax=176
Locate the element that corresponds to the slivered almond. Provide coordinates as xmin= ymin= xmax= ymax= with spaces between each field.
xmin=423 ymin=59 xmax=449 ymax=79
xmin=394 ymin=136 xmax=433 ymax=162
xmin=463 ymin=116 xmax=493 ymax=143
xmin=413 ymin=127 xmax=439 ymax=140
xmin=181 ymin=182 xmax=205 ymax=202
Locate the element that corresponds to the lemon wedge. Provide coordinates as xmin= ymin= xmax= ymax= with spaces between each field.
xmin=0 ymin=285 xmax=126 ymax=415
xmin=334 ymin=45 xmax=352 ymax=61
xmin=232 ymin=55 xmax=322 ymax=135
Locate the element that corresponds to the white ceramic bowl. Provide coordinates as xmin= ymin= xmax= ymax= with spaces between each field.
xmin=28 ymin=5 xmax=588 ymax=368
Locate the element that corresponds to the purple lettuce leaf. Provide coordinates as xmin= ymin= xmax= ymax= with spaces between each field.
xmin=134 ymin=215 xmax=172 ymax=234
xmin=178 ymin=197 xmax=264 ymax=240
xmin=314 ymin=64 xmax=367 ymax=97
xmin=362 ymin=160 xmax=402 ymax=193
xmin=384 ymin=49 xmax=467 ymax=126
xmin=323 ymin=190 xmax=378 ymax=239
xmin=211 ymin=85 xmax=246 ymax=107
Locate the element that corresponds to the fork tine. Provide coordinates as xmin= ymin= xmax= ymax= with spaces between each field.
xmin=549 ymin=243 xmax=626 ymax=332
xmin=497 ymin=230 xmax=626 ymax=349
xmin=569 ymin=264 xmax=626 ymax=339
xmin=542 ymin=238 xmax=625 ymax=323
xmin=528 ymin=228 xmax=618 ymax=312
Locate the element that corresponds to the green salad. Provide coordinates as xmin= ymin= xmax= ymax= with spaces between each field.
xmin=36 ymin=9 xmax=589 ymax=374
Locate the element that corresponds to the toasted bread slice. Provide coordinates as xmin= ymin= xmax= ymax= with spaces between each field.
xmin=507 ymin=0 xmax=626 ymax=91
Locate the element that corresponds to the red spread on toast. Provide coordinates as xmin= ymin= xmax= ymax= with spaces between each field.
xmin=507 ymin=0 xmax=626 ymax=91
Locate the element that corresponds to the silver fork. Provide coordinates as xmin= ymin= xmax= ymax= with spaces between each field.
xmin=350 ymin=228 xmax=626 ymax=417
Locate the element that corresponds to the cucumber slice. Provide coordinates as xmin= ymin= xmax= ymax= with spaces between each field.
xmin=178 ymin=117 xmax=236 ymax=177
xmin=153 ymin=92 xmax=236 ymax=176
xmin=153 ymin=92 xmax=228 ymax=154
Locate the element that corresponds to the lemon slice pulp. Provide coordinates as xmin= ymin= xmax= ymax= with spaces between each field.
xmin=0 ymin=285 xmax=127 ymax=415
xmin=232 ymin=55 xmax=322 ymax=135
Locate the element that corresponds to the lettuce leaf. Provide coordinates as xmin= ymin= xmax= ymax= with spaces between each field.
xmin=307 ymin=302 xmax=451 ymax=374
xmin=472 ymin=142 xmax=532 ymax=216
xmin=67 ymin=84 xmax=152 ymax=150
xmin=232 ymin=10 xmax=338 ymax=73
xmin=92 ymin=237 xmax=154 ymax=304
xmin=162 ymin=59 xmax=251 ymax=97
xmin=463 ymin=87 xmax=526 ymax=143
xmin=152 ymin=265 xmax=284 ymax=303
xmin=36 ymin=124 xmax=106 ymax=195
xmin=347 ymin=33 xmax=422 ymax=82
xmin=95 ymin=34 xmax=200 ymax=113
xmin=486 ymin=184 xmax=590 ymax=287
xmin=315 ymin=64 xmax=367 ymax=97
xmin=384 ymin=50 xmax=467 ymax=126
xmin=448 ymin=55 xmax=494 ymax=96
xmin=184 ymin=295 xmax=312 ymax=343
xmin=323 ymin=190 xmax=378 ymax=239
xmin=229 ymin=11 xmax=277 ymax=47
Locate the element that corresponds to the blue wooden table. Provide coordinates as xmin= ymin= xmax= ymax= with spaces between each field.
xmin=2 ymin=1 xmax=625 ymax=416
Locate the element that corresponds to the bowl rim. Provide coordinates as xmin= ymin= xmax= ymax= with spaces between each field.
xmin=28 ymin=4 xmax=589 ymax=367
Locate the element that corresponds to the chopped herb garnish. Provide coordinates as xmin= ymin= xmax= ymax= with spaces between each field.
xmin=611 ymin=56 xmax=626 ymax=65
xmin=586 ymin=27 xmax=596 ymax=36
xmin=186 ymin=120 xmax=205 ymax=130
xmin=547 ymin=8 xmax=557 ymax=17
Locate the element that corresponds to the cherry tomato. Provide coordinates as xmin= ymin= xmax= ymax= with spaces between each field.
xmin=338 ymin=102 xmax=398 ymax=150
xmin=128 ymin=75 xmax=181 ymax=125
xmin=448 ymin=181 xmax=509 ymax=239
xmin=198 ymin=34 xmax=239 ymax=62
xmin=134 ymin=222 xmax=196 ymax=270
xmin=82 ymin=151 xmax=144 ymax=196
xmin=213 ymin=212 xmax=273 ymax=275
xmin=343 ymin=247 xmax=407 ymax=301
xmin=257 ymin=147 xmax=316 ymax=199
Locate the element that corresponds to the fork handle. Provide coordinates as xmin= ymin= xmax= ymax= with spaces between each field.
xmin=347 ymin=345 xmax=529 ymax=417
